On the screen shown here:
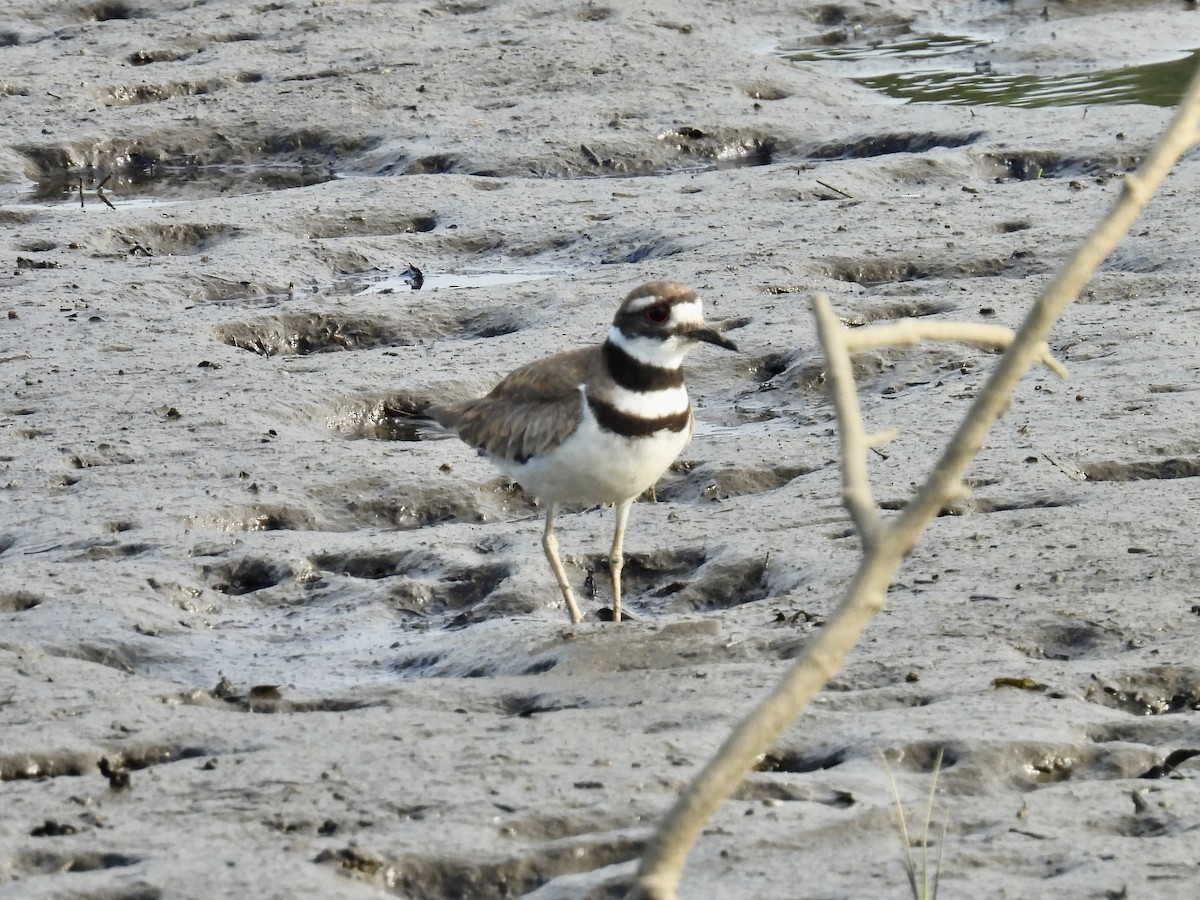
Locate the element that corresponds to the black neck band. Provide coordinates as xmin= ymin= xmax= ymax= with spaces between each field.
xmin=603 ymin=340 xmax=684 ymax=392
xmin=588 ymin=396 xmax=691 ymax=437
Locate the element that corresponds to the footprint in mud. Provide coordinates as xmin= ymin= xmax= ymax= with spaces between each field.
xmin=816 ymin=256 xmax=1016 ymax=286
xmin=655 ymin=126 xmax=775 ymax=168
xmin=839 ymin=297 xmax=955 ymax=322
xmin=100 ymin=73 xmax=260 ymax=106
xmin=808 ymin=130 xmax=982 ymax=160
xmin=95 ymin=223 xmax=244 ymax=256
xmin=936 ymin=740 xmax=1161 ymax=794
xmin=298 ymin=211 xmax=437 ymax=239
xmin=1 ymin=743 xmax=208 ymax=783
xmin=1082 ymin=666 xmax=1200 ymax=716
xmin=403 ymin=153 xmax=459 ymax=174
xmin=655 ymin=461 xmax=815 ymax=503
xmin=202 ymin=556 xmax=291 ymax=596
xmin=311 ymin=549 xmax=511 ymax=621
xmin=995 ymin=220 xmax=1032 ymax=234
xmin=217 ymin=305 xmax=529 ymax=357
xmin=392 ymin=646 xmax=565 ymax=680
xmin=200 ymin=548 xmax=510 ymax=615
xmin=579 ymin=547 xmax=706 ymax=604
xmin=1080 ymin=457 xmax=1200 ymax=482
xmin=979 ymin=150 xmax=1138 ymax=183
xmin=751 ymin=740 xmax=951 ymax=782
xmin=938 ymin=493 xmax=1076 ymax=517
xmin=0 ymin=591 xmax=41 ymax=612
xmin=496 ymin=692 xmax=580 ymax=717
xmin=756 ymin=746 xmax=851 ymax=774
xmin=321 ymin=394 xmax=436 ymax=442
xmin=1018 ymin=619 xmax=1135 ymax=662
xmin=597 ymin=231 xmax=689 ymax=265
xmin=569 ymin=547 xmax=782 ymax=617
xmin=314 ymin=829 xmax=643 ymax=897
xmin=750 ymin=344 xmax=966 ymax=397
xmin=308 ymin=476 xmax=533 ymax=530
xmin=661 ymin=555 xmax=777 ymax=613
xmin=743 ymin=82 xmax=789 ymax=101
xmin=753 ymin=737 xmax=1162 ymax=797
xmin=168 ymin=681 xmax=380 ymax=715
xmin=193 ymin=504 xmax=319 ymax=532
xmin=548 ymin=126 xmax=776 ymax=177
xmin=215 ymin=312 xmax=427 ymax=356
xmin=127 ymin=48 xmax=191 ymax=65
xmin=12 ymin=849 xmax=140 ymax=875
xmin=74 ymin=1 xmax=146 ymax=22
xmin=40 ymin=638 xmax=167 ymax=676
xmin=657 ymin=460 xmax=816 ymax=504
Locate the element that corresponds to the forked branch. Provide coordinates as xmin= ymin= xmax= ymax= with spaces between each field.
xmin=627 ymin=62 xmax=1200 ymax=900
xmin=842 ymin=319 xmax=1068 ymax=378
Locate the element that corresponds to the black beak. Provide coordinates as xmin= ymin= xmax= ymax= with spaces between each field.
xmin=691 ymin=326 xmax=738 ymax=352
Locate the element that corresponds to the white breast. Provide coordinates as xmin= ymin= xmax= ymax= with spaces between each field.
xmin=495 ymin=395 xmax=692 ymax=506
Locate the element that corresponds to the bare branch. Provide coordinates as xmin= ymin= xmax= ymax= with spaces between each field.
xmin=813 ymin=293 xmax=882 ymax=548
xmin=843 ymin=320 xmax=1068 ymax=378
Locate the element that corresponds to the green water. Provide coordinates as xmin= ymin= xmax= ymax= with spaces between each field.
xmin=783 ymin=33 xmax=1199 ymax=108
xmin=858 ymin=49 xmax=1200 ymax=108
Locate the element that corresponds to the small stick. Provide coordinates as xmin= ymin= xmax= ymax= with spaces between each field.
xmin=815 ymin=179 xmax=853 ymax=199
xmin=96 ymin=173 xmax=116 ymax=210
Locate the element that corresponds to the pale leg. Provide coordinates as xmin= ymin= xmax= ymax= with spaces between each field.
xmin=609 ymin=498 xmax=633 ymax=623
xmin=542 ymin=503 xmax=582 ymax=624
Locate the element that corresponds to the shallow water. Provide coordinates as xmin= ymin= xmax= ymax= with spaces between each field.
xmin=858 ymin=48 xmax=1200 ymax=108
xmin=783 ymin=32 xmax=1199 ymax=108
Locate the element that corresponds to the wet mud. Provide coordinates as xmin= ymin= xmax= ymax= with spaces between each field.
xmin=3 ymin=0 xmax=1200 ymax=898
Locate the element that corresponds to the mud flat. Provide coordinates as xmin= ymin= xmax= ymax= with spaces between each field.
xmin=3 ymin=1 xmax=1200 ymax=897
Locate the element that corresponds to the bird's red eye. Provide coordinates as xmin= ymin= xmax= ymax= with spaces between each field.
xmin=645 ymin=304 xmax=669 ymax=324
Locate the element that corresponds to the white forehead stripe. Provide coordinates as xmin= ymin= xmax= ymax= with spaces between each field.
xmin=624 ymin=291 xmax=703 ymax=316
xmin=670 ymin=298 xmax=704 ymax=327
xmin=624 ymin=293 xmax=659 ymax=313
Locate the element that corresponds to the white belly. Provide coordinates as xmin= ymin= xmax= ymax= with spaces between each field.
xmin=496 ymin=409 xmax=692 ymax=506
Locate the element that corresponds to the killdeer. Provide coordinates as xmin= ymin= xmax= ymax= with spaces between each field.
xmin=431 ymin=281 xmax=737 ymax=623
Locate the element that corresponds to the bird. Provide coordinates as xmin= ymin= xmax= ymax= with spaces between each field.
xmin=430 ymin=281 xmax=737 ymax=623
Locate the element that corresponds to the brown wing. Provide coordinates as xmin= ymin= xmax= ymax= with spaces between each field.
xmin=430 ymin=346 xmax=600 ymax=463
